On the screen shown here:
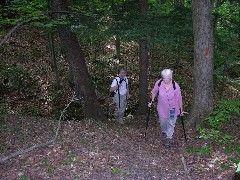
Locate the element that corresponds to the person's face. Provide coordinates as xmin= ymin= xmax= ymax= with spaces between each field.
xmin=119 ymin=70 xmax=126 ymax=78
xmin=163 ymin=76 xmax=171 ymax=84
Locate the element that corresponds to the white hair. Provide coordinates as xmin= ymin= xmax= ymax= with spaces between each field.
xmin=161 ymin=69 xmax=173 ymax=79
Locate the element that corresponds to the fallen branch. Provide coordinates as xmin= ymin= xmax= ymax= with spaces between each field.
xmin=0 ymin=96 xmax=78 ymax=163
xmin=0 ymin=17 xmax=36 ymax=46
xmin=180 ymin=154 xmax=192 ymax=180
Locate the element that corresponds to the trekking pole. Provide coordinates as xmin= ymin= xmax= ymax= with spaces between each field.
xmin=118 ymin=78 xmax=124 ymax=108
xmin=118 ymin=84 xmax=120 ymax=108
xmin=144 ymin=100 xmax=152 ymax=137
xmin=180 ymin=111 xmax=189 ymax=141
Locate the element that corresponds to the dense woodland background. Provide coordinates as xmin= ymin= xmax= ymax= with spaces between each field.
xmin=0 ymin=0 xmax=239 ymax=179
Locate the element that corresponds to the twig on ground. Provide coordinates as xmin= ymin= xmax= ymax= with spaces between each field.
xmin=0 ymin=96 xmax=78 ymax=163
xmin=180 ymin=154 xmax=192 ymax=180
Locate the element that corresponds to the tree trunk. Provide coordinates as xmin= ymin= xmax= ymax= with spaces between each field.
xmin=137 ymin=0 xmax=149 ymax=115
xmin=188 ymin=0 xmax=214 ymax=128
xmin=111 ymin=0 xmax=121 ymax=61
xmin=51 ymin=0 xmax=106 ymax=121
xmin=115 ymin=35 xmax=121 ymax=60
xmin=47 ymin=31 xmax=60 ymax=90
xmin=155 ymin=0 xmax=160 ymax=15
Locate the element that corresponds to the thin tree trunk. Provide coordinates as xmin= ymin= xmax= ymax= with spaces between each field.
xmin=155 ymin=0 xmax=160 ymax=15
xmin=188 ymin=0 xmax=214 ymax=128
xmin=115 ymin=35 xmax=121 ymax=60
xmin=51 ymin=0 xmax=106 ymax=121
xmin=175 ymin=36 xmax=180 ymax=70
xmin=137 ymin=0 xmax=149 ymax=115
xmin=47 ymin=32 xmax=60 ymax=90
xmin=111 ymin=0 xmax=121 ymax=61
xmin=149 ymin=44 xmax=156 ymax=75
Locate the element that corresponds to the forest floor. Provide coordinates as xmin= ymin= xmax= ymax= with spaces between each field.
xmin=0 ymin=114 xmax=238 ymax=180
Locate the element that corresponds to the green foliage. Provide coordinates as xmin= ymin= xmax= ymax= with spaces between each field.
xmin=0 ymin=0 xmax=48 ymax=26
xmin=196 ymin=99 xmax=240 ymax=168
xmin=68 ymin=156 xmax=74 ymax=163
xmin=111 ymin=167 xmax=121 ymax=174
xmin=199 ymin=99 xmax=239 ymax=145
xmin=0 ymin=144 xmax=9 ymax=153
xmin=204 ymin=99 xmax=240 ymax=129
xmin=0 ymin=0 xmax=73 ymax=34
xmin=199 ymin=128 xmax=220 ymax=140
xmin=237 ymin=144 xmax=240 ymax=154
xmin=0 ymin=64 xmax=36 ymax=94
xmin=228 ymin=157 xmax=240 ymax=166
xmin=68 ymin=0 xmax=193 ymax=48
xmin=213 ymin=1 xmax=240 ymax=77
xmin=186 ymin=145 xmax=212 ymax=156
xmin=20 ymin=175 xmax=28 ymax=180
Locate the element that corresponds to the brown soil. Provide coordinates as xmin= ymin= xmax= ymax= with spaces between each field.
xmin=0 ymin=114 xmax=238 ymax=180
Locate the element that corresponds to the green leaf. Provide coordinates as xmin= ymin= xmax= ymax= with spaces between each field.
xmin=111 ymin=167 xmax=121 ymax=174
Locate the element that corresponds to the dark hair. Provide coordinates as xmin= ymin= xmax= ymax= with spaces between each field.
xmin=118 ymin=67 xmax=126 ymax=74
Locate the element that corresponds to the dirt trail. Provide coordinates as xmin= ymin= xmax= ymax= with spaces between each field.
xmin=0 ymin=115 xmax=236 ymax=179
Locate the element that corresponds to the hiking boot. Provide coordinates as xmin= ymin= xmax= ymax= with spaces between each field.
xmin=161 ymin=133 xmax=167 ymax=145
xmin=165 ymin=138 xmax=173 ymax=148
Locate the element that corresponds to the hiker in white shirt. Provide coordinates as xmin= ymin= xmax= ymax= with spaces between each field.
xmin=110 ymin=67 xmax=130 ymax=124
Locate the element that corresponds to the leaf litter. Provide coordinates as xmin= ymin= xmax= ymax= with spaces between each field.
xmin=0 ymin=114 xmax=238 ymax=180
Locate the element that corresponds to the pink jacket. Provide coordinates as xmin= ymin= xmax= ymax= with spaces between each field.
xmin=151 ymin=80 xmax=182 ymax=118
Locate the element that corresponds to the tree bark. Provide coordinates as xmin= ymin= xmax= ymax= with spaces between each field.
xmin=47 ymin=32 xmax=61 ymax=90
xmin=188 ymin=0 xmax=214 ymax=128
xmin=115 ymin=35 xmax=121 ymax=60
xmin=137 ymin=0 xmax=149 ymax=115
xmin=51 ymin=0 xmax=106 ymax=121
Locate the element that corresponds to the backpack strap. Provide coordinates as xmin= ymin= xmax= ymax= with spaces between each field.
xmin=112 ymin=78 xmax=119 ymax=93
xmin=158 ymin=79 xmax=176 ymax=90
xmin=114 ymin=77 xmax=118 ymax=84
xmin=117 ymin=76 xmax=128 ymax=90
xmin=158 ymin=79 xmax=163 ymax=87
xmin=172 ymin=80 xmax=176 ymax=90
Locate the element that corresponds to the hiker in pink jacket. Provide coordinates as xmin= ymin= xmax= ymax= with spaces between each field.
xmin=148 ymin=69 xmax=183 ymax=148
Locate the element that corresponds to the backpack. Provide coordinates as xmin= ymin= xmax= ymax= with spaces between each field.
xmin=158 ymin=79 xmax=176 ymax=90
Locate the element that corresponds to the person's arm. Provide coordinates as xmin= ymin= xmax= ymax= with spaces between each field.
xmin=148 ymin=80 xmax=160 ymax=107
xmin=151 ymin=93 xmax=157 ymax=103
xmin=176 ymin=83 xmax=183 ymax=115
xmin=110 ymin=78 xmax=121 ymax=92
xmin=110 ymin=84 xmax=120 ymax=92
xmin=148 ymin=93 xmax=157 ymax=107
